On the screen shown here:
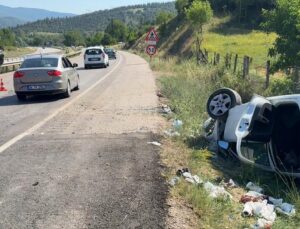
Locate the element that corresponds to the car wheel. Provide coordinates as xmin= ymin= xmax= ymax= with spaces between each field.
xmin=74 ymin=76 xmax=80 ymax=91
xmin=107 ymin=62 xmax=110 ymax=67
xmin=63 ymin=81 xmax=71 ymax=98
xmin=207 ymin=88 xmax=242 ymax=119
xmin=84 ymin=65 xmax=89 ymax=69
xmin=16 ymin=94 xmax=27 ymax=101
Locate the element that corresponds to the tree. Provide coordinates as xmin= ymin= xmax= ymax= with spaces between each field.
xmin=0 ymin=29 xmax=16 ymax=46
xmin=262 ymin=0 xmax=300 ymax=72
xmin=175 ymin=0 xmax=190 ymax=16
xmin=63 ymin=30 xmax=85 ymax=46
xmin=186 ymin=0 xmax=213 ymax=63
xmin=102 ymin=33 xmax=116 ymax=45
xmin=105 ymin=19 xmax=128 ymax=42
xmin=156 ymin=11 xmax=174 ymax=25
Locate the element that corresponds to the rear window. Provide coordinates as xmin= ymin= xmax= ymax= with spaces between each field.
xmin=85 ymin=49 xmax=103 ymax=55
xmin=21 ymin=58 xmax=58 ymax=68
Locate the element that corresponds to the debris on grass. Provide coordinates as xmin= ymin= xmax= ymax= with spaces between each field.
xmin=204 ymin=182 xmax=232 ymax=200
xmin=160 ymin=104 xmax=172 ymax=114
xmin=147 ymin=141 xmax=162 ymax=146
xmin=222 ymin=178 xmax=238 ymax=189
xmin=169 ymin=176 xmax=181 ymax=187
xmin=246 ymin=182 xmax=264 ymax=193
xmin=164 ymin=129 xmax=180 ymax=137
xmin=172 ymin=119 xmax=183 ymax=129
xmin=242 ymin=200 xmax=276 ymax=228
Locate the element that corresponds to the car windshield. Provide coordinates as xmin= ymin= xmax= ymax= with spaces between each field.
xmin=20 ymin=58 xmax=58 ymax=68
xmin=241 ymin=141 xmax=271 ymax=167
xmin=85 ymin=49 xmax=103 ymax=55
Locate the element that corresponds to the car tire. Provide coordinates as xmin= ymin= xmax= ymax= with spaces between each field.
xmin=84 ymin=65 xmax=89 ymax=69
xmin=74 ymin=76 xmax=80 ymax=91
xmin=207 ymin=88 xmax=242 ymax=119
xmin=16 ymin=94 xmax=27 ymax=101
xmin=63 ymin=81 xmax=71 ymax=98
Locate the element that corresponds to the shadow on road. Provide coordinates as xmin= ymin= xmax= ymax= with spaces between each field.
xmin=0 ymin=94 xmax=63 ymax=106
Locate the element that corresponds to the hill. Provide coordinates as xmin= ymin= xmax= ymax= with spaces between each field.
xmin=0 ymin=4 xmax=75 ymax=28
xmin=0 ymin=17 xmax=25 ymax=28
xmin=13 ymin=2 xmax=176 ymax=33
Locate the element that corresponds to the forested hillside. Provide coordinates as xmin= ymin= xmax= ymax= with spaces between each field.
xmin=0 ymin=17 xmax=25 ymax=28
xmin=14 ymin=2 xmax=176 ymax=33
xmin=0 ymin=4 xmax=74 ymax=28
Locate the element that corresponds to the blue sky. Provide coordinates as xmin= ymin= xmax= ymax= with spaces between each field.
xmin=0 ymin=0 xmax=170 ymax=14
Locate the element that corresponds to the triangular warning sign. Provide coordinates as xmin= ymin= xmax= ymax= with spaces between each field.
xmin=146 ymin=28 xmax=159 ymax=42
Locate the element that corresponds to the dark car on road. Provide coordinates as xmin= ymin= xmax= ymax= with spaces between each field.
xmin=104 ymin=48 xmax=117 ymax=59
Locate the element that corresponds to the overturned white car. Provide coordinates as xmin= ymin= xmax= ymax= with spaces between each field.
xmin=205 ymin=88 xmax=300 ymax=177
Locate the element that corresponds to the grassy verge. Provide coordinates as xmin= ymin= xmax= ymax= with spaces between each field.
xmin=4 ymin=46 xmax=36 ymax=58
xmin=142 ymin=53 xmax=300 ymax=228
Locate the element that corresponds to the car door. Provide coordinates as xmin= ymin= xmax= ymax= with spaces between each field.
xmin=235 ymin=95 xmax=274 ymax=169
xmin=65 ymin=57 xmax=77 ymax=88
xmin=61 ymin=57 xmax=72 ymax=87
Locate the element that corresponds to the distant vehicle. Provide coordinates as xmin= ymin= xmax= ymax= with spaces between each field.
xmin=205 ymin=88 xmax=300 ymax=177
xmin=13 ymin=54 xmax=80 ymax=101
xmin=0 ymin=47 xmax=4 ymax=65
xmin=84 ymin=46 xmax=109 ymax=69
xmin=104 ymin=47 xmax=117 ymax=59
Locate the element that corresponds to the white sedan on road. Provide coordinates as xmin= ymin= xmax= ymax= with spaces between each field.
xmin=84 ymin=46 xmax=109 ymax=69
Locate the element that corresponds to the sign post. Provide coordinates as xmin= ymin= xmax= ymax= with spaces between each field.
xmin=145 ymin=28 xmax=159 ymax=61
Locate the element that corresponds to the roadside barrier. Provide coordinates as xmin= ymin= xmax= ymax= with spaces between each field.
xmin=0 ymin=50 xmax=82 ymax=74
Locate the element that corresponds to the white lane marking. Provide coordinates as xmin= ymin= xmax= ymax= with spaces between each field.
xmin=0 ymin=54 xmax=123 ymax=154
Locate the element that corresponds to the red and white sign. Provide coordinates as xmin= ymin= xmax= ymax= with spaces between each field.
xmin=145 ymin=28 xmax=159 ymax=42
xmin=146 ymin=45 xmax=157 ymax=56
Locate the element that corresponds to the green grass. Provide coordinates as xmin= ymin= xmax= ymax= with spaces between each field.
xmin=4 ymin=46 xmax=36 ymax=58
xmin=202 ymin=29 xmax=277 ymax=68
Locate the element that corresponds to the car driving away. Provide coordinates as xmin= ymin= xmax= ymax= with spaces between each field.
xmin=205 ymin=88 xmax=300 ymax=178
xmin=104 ymin=47 xmax=117 ymax=59
xmin=13 ymin=54 xmax=80 ymax=101
xmin=84 ymin=46 xmax=109 ymax=69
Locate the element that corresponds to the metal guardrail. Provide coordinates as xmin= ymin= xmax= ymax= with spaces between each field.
xmin=0 ymin=51 xmax=82 ymax=74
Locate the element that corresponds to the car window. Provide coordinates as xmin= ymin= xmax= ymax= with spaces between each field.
xmin=85 ymin=49 xmax=103 ymax=55
xmin=62 ymin=57 xmax=72 ymax=68
xmin=21 ymin=58 xmax=58 ymax=68
xmin=65 ymin=58 xmax=73 ymax=67
xmin=240 ymin=142 xmax=271 ymax=167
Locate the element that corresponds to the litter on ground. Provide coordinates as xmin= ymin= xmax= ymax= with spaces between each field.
xmin=160 ymin=104 xmax=172 ymax=114
xmin=204 ymin=182 xmax=232 ymax=200
xmin=172 ymin=119 xmax=183 ymax=129
xmin=246 ymin=182 xmax=264 ymax=193
xmin=147 ymin=141 xmax=162 ymax=146
xmin=164 ymin=129 xmax=180 ymax=137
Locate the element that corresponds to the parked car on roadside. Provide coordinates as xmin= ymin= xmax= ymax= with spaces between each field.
xmin=205 ymin=88 xmax=300 ymax=177
xmin=84 ymin=46 xmax=109 ymax=69
xmin=104 ymin=47 xmax=117 ymax=59
xmin=13 ymin=54 xmax=80 ymax=101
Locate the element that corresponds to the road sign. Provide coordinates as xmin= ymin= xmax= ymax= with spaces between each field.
xmin=146 ymin=45 xmax=157 ymax=56
xmin=145 ymin=28 xmax=159 ymax=42
xmin=146 ymin=40 xmax=157 ymax=45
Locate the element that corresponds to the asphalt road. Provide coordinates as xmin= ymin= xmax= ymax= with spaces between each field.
xmin=0 ymin=51 xmax=167 ymax=228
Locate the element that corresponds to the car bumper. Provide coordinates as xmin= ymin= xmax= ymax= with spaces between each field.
xmin=15 ymin=89 xmax=66 ymax=96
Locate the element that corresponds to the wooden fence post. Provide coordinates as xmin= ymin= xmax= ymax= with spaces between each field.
xmin=225 ymin=53 xmax=229 ymax=69
xmin=265 ymin=60 xmax=270 ymax=89
xmin=243 ymin=56 xmax=250 ymax=78
xmin=216 ymin=53 xmax=220 ymax=64
xmin=234 ymin=54 xmax=238 ymax=73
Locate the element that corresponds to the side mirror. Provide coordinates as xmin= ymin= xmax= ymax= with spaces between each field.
xmin=218 ymin=141 xmax=229 ymax=150
xmin=73 ymin=63 xmax=78 ymax=68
